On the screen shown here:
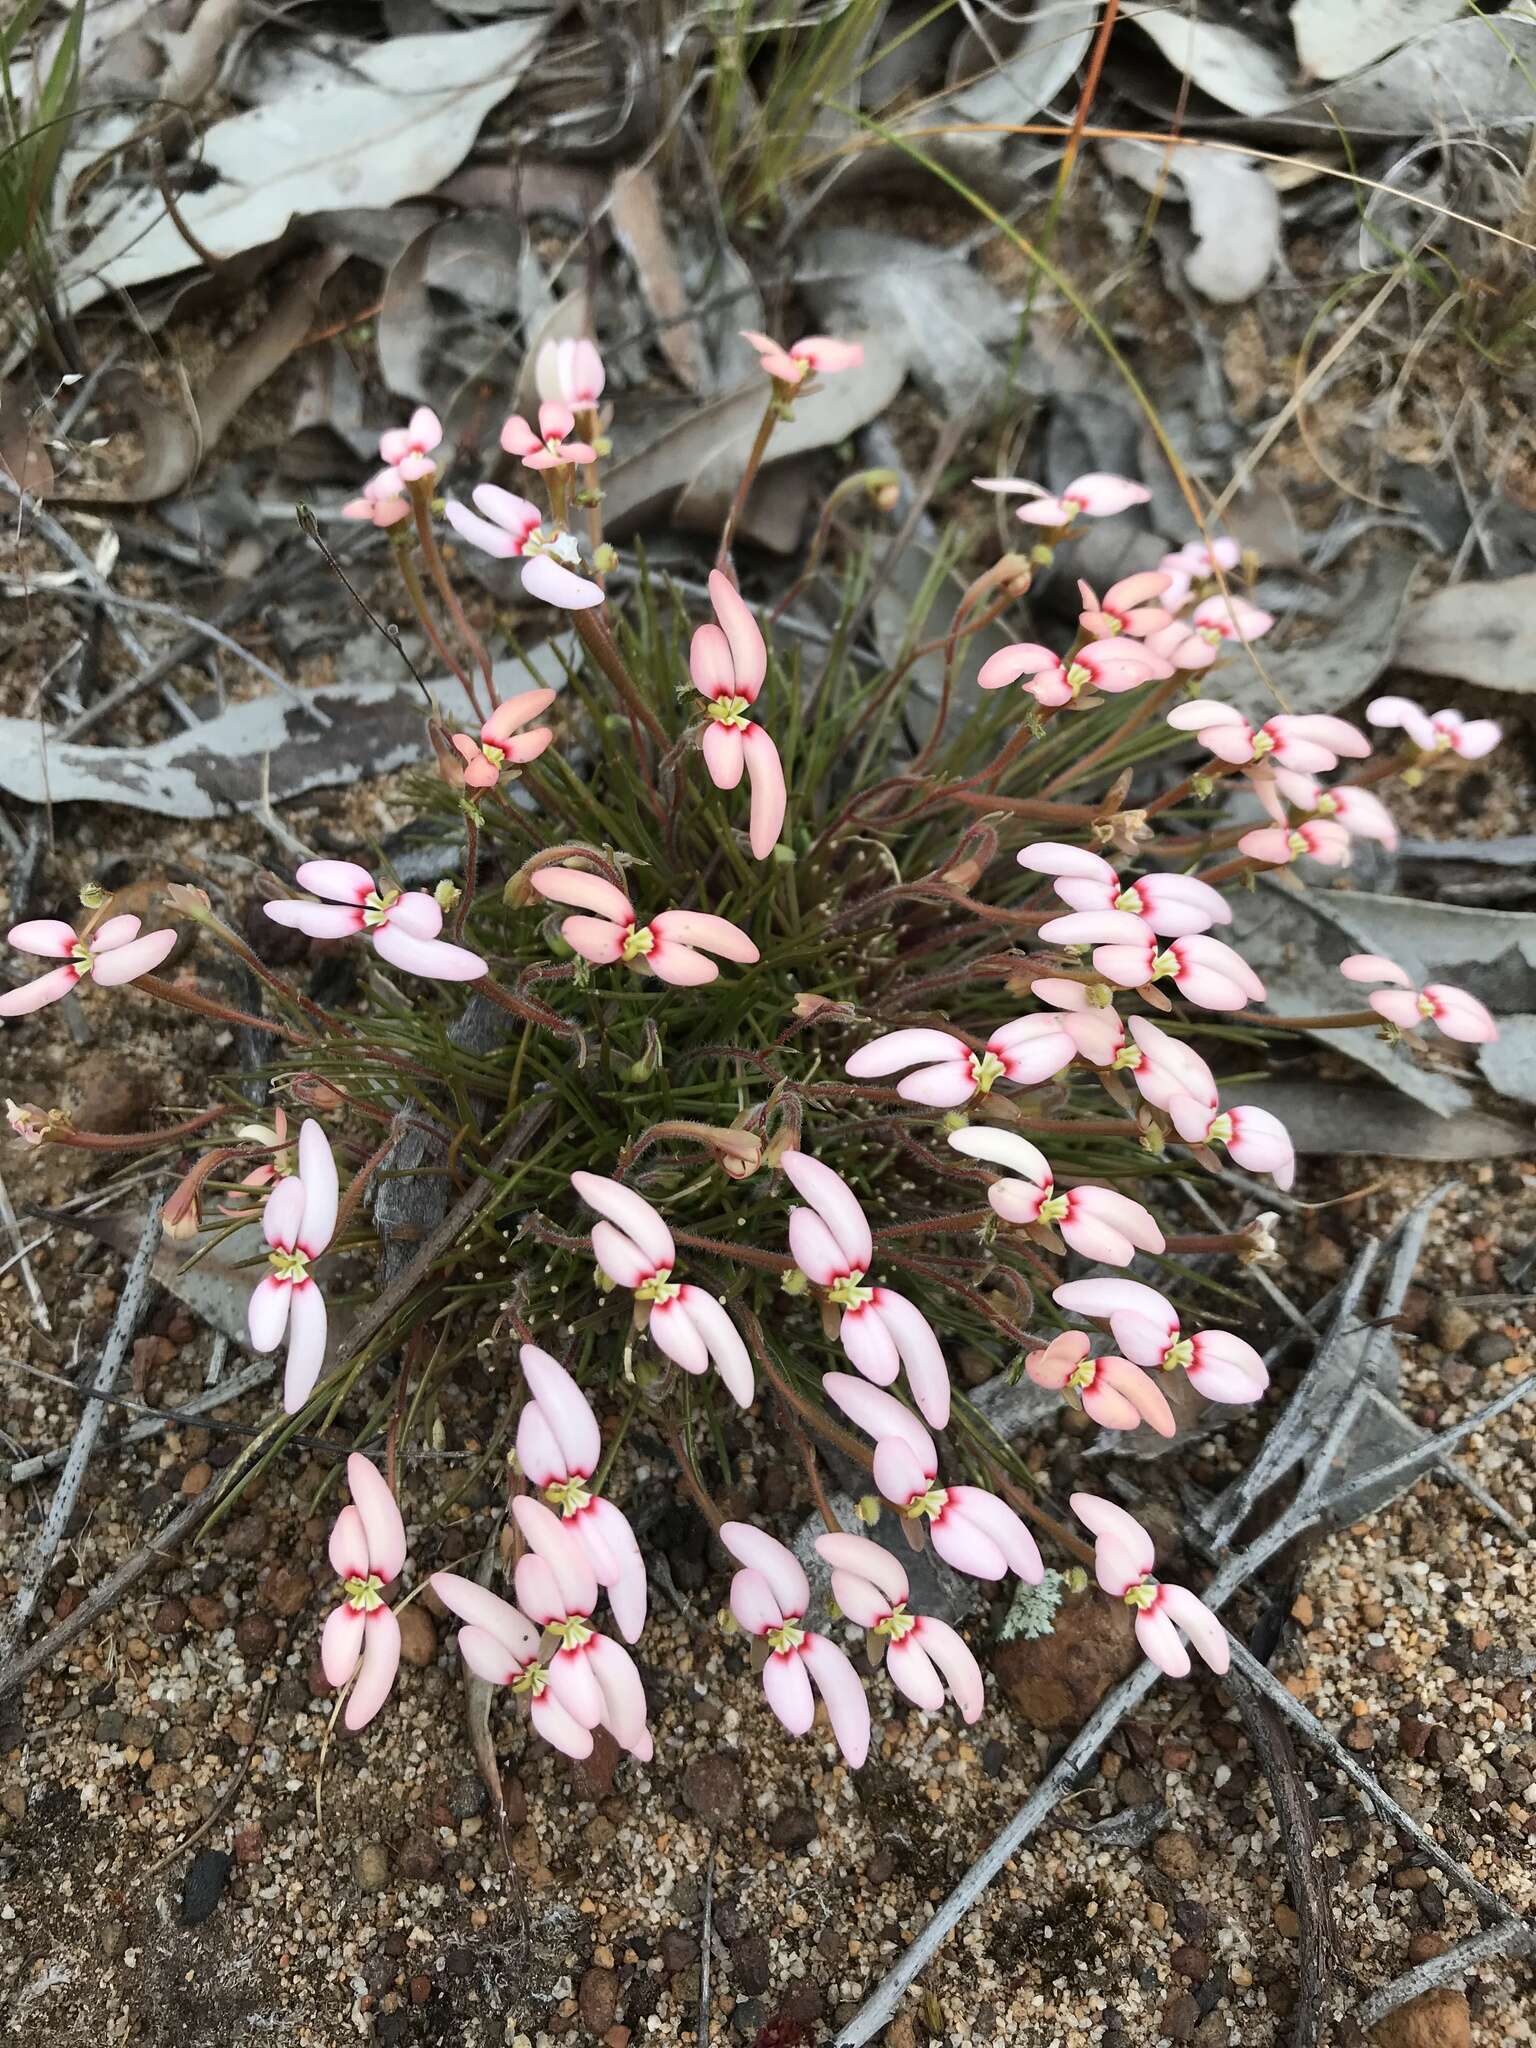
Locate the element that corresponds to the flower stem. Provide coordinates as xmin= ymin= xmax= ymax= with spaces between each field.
xmin=452 ymin=811 xmax=479 ymax=943
xmin=572 ymin=606 xmax=667 ymax=750
xmin=1259 ymin=1009 xmax=1381 ymax=1031
xmin=395 ymin=536 xmax=478 ymax=709
xmin=715 ymin=390 xmax=783 ymax=571
xmin=131 ymin=973 xmax=313 ymax=1046
xmin=408 ymin=479 xmax=496 ymax=709
xmin=47 ymin=1104 xmax=230 ymax=1153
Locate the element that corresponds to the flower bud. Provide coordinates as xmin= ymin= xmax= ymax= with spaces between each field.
xmin=855 ymin=1495 xmax=881 ymax=1526
xmin=592 ymin=543 xmax=617 ymax=575
xmin=79 ymin=881 xmax=108 ymax=910
xmin=434 ymin=878 xmax=462 ymax=913
xmin=161 ymin=1169 xmax=204 ymax=1241
xmin=6 ymin=1099 xmax=61 ymax=1147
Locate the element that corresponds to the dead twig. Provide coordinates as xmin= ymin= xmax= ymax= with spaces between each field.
xmin=0 ymin=1167 xmax=49 ymax=1334
xmin=1354 ymin=1920 xmax=1536 ymax=2031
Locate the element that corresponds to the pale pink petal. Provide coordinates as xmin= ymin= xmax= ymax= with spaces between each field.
xmin=790 ymin=336 xmax=864 ymax=375
xmin=520 ymin=1344 xmax=600 ymax=1479
xmin=1080 ymin=1379 xmax=1144 ymax=1431
xmin=987 ymin=1180 xmax=1049 ymax=1228
xmin=1091 ymin=942 xmax=1158 ymax=989
xmin=283 ymin=1280 xmax=328 ymax=1411
xmin=720 ymin=1522 xmax=811 ymax=1617
xmin=1283 ymin=713 xmax=1371 ymax=761
xmin=1187 ymin=1331 xmax=1268 ymax=1403
xmin=801 ymin=1632 xmax=870 ymax=1766
xmin=590 ymin=1220 xmax=657 ymax=1291
xmin=605 ymin=1541 xmax=649 ymax=1646
xmin=707 ymin=568 xmax=767 ymax=695
xmin=742 ymin=723 xmax=786 ymax=859
xmin=1066 ymin=1186 xmax=1164 ymax=1259
xmin=430 ymin=1573 xmax=540 ymax=1663
xmin=562 ymin=915 xmax=628 ymax=965
xmin=873 ymin=1436 xmax=932 ymax=1507
xmin=742 ymin=331 xmax=804 ymax=383
xmin=346 ymin=1605 xmax=402 ymax=1729
xmin=870 ymin=1288 xmax=950 ymax=1430
xmin=1426 ymin=985 xmax=1497 ymax=1043
xmin=884 ymin=1638 xmax=946 ymax=1714
xmin=530 ymin=1686 xmax=596 ymax=1759
xmin=512 ymin=1552 xmax=565 ymax=1630
xmin=544 ymin=1646 xmax=604 ymax=1729
xmin=1134 ymin=873 xmax=1230 ymax=934
xmin=321 ymin=1602 xmax=365 ymax=1687
xmin=445 ymin=500 xmax=521 ymax=559
xmin=780 ymin=1150 xmax=872 ymax=1269
xmin=829 ymin=1570 xmax=894 ymax=1632
xmin=815 ymin=1532 xmax=909 ymax=1608
xmin=1041 ymin=908 xmax=1151 ymax=948
xmin=977 ymin=643 xmax=1062 ymax=690
xmin=262 ymin=901 xmax=367 ymax=940
xmin=1014 ymin=497 xmax=1073 ymax=526
xmin=1452 ymin=718 xmax=1501 ymax=758
xmin=483 ymin=688 xmax=557 ymax=744
xmin=899 ymin=1060 xmax=981 ymax=1108
xmin=87 ymin=928 xmax=177 ymax=985
xmin=1099 ymin=1356 xmax=1177 ymax=1436
xmin=587 ymin=1633 xmax=650 ymax=1752
xmin=1136 ymin=1607 xmax=1191 ymax=1679
xmin=296 ymin=1119 xmax=338 ymax=1255
xmin=347 ymin=1452 xmax=406 ymax=1583
xmin=929 ymin=1508 xmax=1008 ymax=1580
xmin=912 ymin=1616 xmax=985 ymax=1722
xmin=821 ymin=1374 xmax=937 ymax=1472
xmin=329 ymin=1504 xmax=370 ymax=1582
xmin=944 ymin=1124 xmax=1052 ymax=1190
xmin=730 ymin=1564 xmax=785 ymax=1637
xmin=370 ymin=926 xmax=486 ymax=980
xmin=1227 ymin=1106 xmax=1296 ymax=1189
xmin=0 ymin=964 xmax=80 ymax=1014
xmin=1070 ymin=1492 xmax=1155 ymax=1575
xmin=517 ymin=1400 xmax=567 ymax=1491
xmin=1239 ymin=827 xmax=1294 ymax=867
xmin=647 ymin=1293 xmax=710 ymax=1374
xmin=1053 ymin=1277 xmax=1176 ymax=1366
xmin=673 ymin=1285 xmax=754 ymax=1406
xmin=1371 ymin=987 xmax=1427 ymax=1031
xmin=1067 ymin=472 xmax=1150 ymax=515
xmin=1339 ymin=952 xmax=1409 ymax=987
xmin=761 ymin=1648 xmax=816 ymax=1734
xmin=457 ymin=1623 xmax=530 ymax=1686
xmin=700 ymin=717 xmax=745 ymax=790
xmin=789 ymin=1206 xmax=854 ymax=1287
xmin=246 ymin=1272 xmax=292 ymax=1355
xmin=650 ymin=910 xmax=759 ymax=964
xmin=570 ymin=1173 xmax=675 ymax=1269
xmin=1015 ymin=843 xmax=1118 ymax=883
xmin=6 ymin=918 xmax=78 ymax=957
xmin=643 ymin=937 xmax=718 ymax=986
xmin=840 ymin=1301 xmax=901 ymax=1385
xmin=520 ymin=553 xmax=605 ymax=609
xmin=512 ymin=1495 xmax=599 ymax=1617
xmin=846 ymin=1028 xmax=968 ymax=1079
xmin=295 ymin=859 xmax=375 ymax=905
xmin=946 ymin=1487 xmax=1043 ymax=1582
xmin=1026 ymin=1331 xmax=1088 ymax=1391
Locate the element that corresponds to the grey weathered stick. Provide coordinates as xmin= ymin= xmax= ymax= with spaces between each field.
xmin=0 ymin=1167 xmax=49 ymax=1334
xmin=0 ymin=1198 xmax=163 ymax=1663
xmin=1354 ymin=1919 xmax=1536 ymax=2029
xmin=1326 ymin=1374 xmax=1536 ymax=1528
xmin=6 ymin=1356 xmax=273 ymax=1483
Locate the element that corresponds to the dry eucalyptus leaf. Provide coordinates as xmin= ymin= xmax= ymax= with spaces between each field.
xmin=1125 ymin=8 xmax=1294 ymax=116
xmin=51 ymin=368 xmax=202 ymax=505
xmin=610 ymin=166 xmax=704 ymax=392
xmin=1100 ymin=139 xmax=1281 ymax=304
xmin=1290 ymin=0 xmax=1466 ymax=82
xmin=925 ymin=3 xmax=1100 ymax=167
xmin=58 ymin=19 xmax=548 ymax=317
xmin=1400 ymin=572 xmax=1536 ymax=692
xmin=195 ymin=249 xmax=349 ymax=460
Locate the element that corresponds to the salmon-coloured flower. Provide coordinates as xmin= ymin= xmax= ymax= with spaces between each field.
xmin=502 ymin=401 xmax=597 ymax=472
xmin=722 ymin=1522 xmax=869 ymax=1767
xmin=1157 ymin=538 xmax=1241 ymax=609
xmin=509 ymin=1497 xmax=652 ymax=1760
xmin=781 ymin=1148 xmax=951 ymax=1428
xmin=517 ymin=1342 xmax=645 ymax=1642
xmin=1076 ymin=572 xmax=1174 ymax=640
xmin=1366 ymin=698 xmax=1501 ymax=760
xmin=443 ymin=485 xmax=604 ymax=608
xmin=691 ymin=570 xmax=785 ymax=859
xmin=0 ymin=913 xmax=177 ymax=1018
xmin=1306 ymin=782 xmax=1398 ymax=849
xmin=342 ymin=466 xmax=410 ymax=527
xmin=1238 ymin=820 xmax=1352 ymax=869
xmin=530 ymin=864 xmax=759 ymax=986
xmin=430 ymin=1571 xmax=594 ymax=1760
xmin=1024 ymin=1331 xmax=1176 ymax=1436
xmin=1071 ymin=1493 xmax=1229 ymax=1678
xmin=823 ymin=1375 xmax=1043 ymax=1584
xmin=946 ymin=1126 xmax=1165 ymax=1265
xmin=1339 ymin=955 xmax=1497 ymax=1043
xmin=1042 ymin=913 xmax=1265 ymax=1012
xmin=844 ymin=1015 xmax=1077 ymax=1107
xmin=570 ymin=1172 xmax=753 ymax=1406
xmin=816 ymin=1532 xmax=983 ymax=1723
xmin=321 ymin=1454 xmax=408 ymax=1731
xmin=247 ymin=1118 xmax=337 ymax=1411
xmin=978 ymin=637 xmax=1172 ymax=706
xmin=265 ymin=860 xmax=486 ymax=981
xmin=1167 ymin=1095 xmax=1296 ymax=1189
xmin=1054 ymin=1277 xmax=1268 ymax=1405
xmin=1141 ymin=618 xmax=1218 ymax=671
xmin=378 ymin=406 xmax=442 ymax=482
xmin=537 ymin=337 xmax=605 ymax=409
xmin=1018 ymin=842 xmax=1230 ymax=938
xmin=975 ymin=471 xmax=1150 ymax=527
xmin=1190 ymin=593 xmax=1274 ymax=644
xmin=1166 ymin=701 xmax=1371 ymax=774
xmin=1117 ymin=1015 xmax=1217 ymax=1112
xmin=741 ymin=330 xmax=864 ymax=384
xmin=449 ymin=688 xmax=556 ymax=791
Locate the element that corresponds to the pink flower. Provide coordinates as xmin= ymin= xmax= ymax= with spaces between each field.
xmin=530 ymin=864 xmax=759 ymax=986
xmin=1076 ymin=572 xmax=1174 ymax=640
xmin=946 ymin=1126 xmax=1165 ymax=1265
xmin=691 ymin=570 xmax=785 ymax=859
xmin=225 ymin=1107 xmax=293 ymax=1209
xmin=781 ymin=1148 xmax=951 ymax=1428
xmin=517 ymin=1342 xmax=646 ymax=1642
xmin=501 ymin=401 xmax=597 ymax=472
xmin=1040 ymin=912 xmax=1265 ymax=1011
xmin=722 ymin=1522 xmax=869 ymax=1767
xmin=1141 ymin=618 xmax=1218 ymax=671
xmin=536 ymin=337 xmax=605 ymax=409
xmin=1029 ymin=978 xmax=1128 ymax=1066
xmin=822 ymin=1375 xmax=1043 ymax=1584
xmin=816 ymin=1531 xmax=983 ymax=1723
xmin=247 ymin=1118 xmax=337 ymax=1411
xmin=1366 ymin=698 xmax=1501 ymax=760
xmin=264 ymin=860 xmax=486 ymax=981
xmin=449 ymin=688 xmax=556 ymax=791
xmin=1237 ymin=820 xmax=1352 ymax=869
xmin=430 ymin=1571 xmax=595 ymax=1760
xmin=0 ymin=913 xmax=177 ymax=1017
xmin=342 ymin=466 xmax=411 ymax=527
xmin=570 ymin=1172 xmax=753 ymax=1405
xmin=1054 ymin=1277 xmax=1268 ymax=1404
xmin=844 ymin=1016 xmax=1077 ymax=1107
xmin=509 ymin=1496 xmax=652 ymax=1760
xmin=1309 ymin=783 xmax=1398 ymax=849
xmin=1018 ymin=842 xmax=1231 ymax=938
xmin=1339 ymin=955 xmax=1497 ymax=1043
xmin=1166 ymin=701 xmax=1371 ymax=774
xmin=1158 ymin=538 xmax=1241 ymax=604
xmin=741 ymin=330 xmax=864 ymax=384
xmin=1190 ymin=593 xmax=1274 ymax=644
xmin=1071 ymin=1494 xmax=1229 ymax=1679
xmin=974 ymin=471 xmax=1150 ymax=527
xmin=1118 ymin=1016 xmax=1217 ymax=1113
xmin=321 ymin=1454 xmax=408 ymax=1731
xmin=1024 ymin=1331 xmax=1176 ymax=1436
xmin=1167 ymin=1095 xmax=1296 ymax=1190
xmin=978 ymin=637 xmax=1172 ymax=707
xmin=378 ymin=406 xmax=442 ymax=482
xmin=443 ymin=486 xmax=604 ymax=609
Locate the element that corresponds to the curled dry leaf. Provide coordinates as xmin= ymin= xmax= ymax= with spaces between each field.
xmin=1100 ymin=139 xmax=1282 ymax=305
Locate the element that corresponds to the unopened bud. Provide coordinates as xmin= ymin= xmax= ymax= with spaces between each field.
xmin=779 ymin=1266 xmax=809 ymax=1297
xmin=161 ymin=1170 xmax=205 ymax=1241
xmin=945 ymin=858 xmax=984 ymax=894
xmin=79 ymin=881 xmax=108 ymax=910
xmin=434 ymin=878 xmax=461 ymax=912
xmin=996 ymin=550 xmax=1033 ymax=596
xmin=592 ymin=543 xmax=617 ymax=575
xmin=791 ymin=992 xmax=857 ymax=1024
xmin=1239 ymin=1212 xmax=1281 ymax=1267
xmin=6 ymin=1099 xmax=61 ymax=1147
xmin=1066 ymin=1566 xmax=1089 ymax=1595
xmin=625 ymin=1017 xmax=663 ymax=1083
xmin=855 ymin=1495 xmax=881 ymax=1526
xmin=1028 ymin=543 xmax=1054 ymax=568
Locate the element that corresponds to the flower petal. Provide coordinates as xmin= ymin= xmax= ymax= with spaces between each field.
xmin=295 ymin=859 xmax=375 ymax=905
xmin=246 ymin=1272 xmax=291 ymax=1354
xmin=6 ymin=919 xmax=77 ymax=957
xmin=513 ymin=1495 xmax=599 ymax=1617
xmin=0 ymin=964 xmax=80 ymax=1014
xmin=297 ymin=1118 xmax=337 ymax=1255
xmin=761 ymin=1647 xmax=816 ymax=1734
xmin=430 ymin=1572 xmax=539 ymax=1663
xmin=700 ymin=717 xmax=745 ymax=790
xmin=674 ymin=1285 xmax=754 ymax=1406
xmin=720 ymin=1521 xmax=811 ymax=1618
xmin=1136 ymin=1606 xmax=1191 ymax=1678
xmin=590 ymin=1220 xmax=656 ymax=1290
xmin=348 ymin=1452 xmax=406 ymax=1584
xmin=779 ymin=1149 xmax=872 ymax=1270
xmin=321 ymin=1601 xmax=365 ymax=1688
xmin=571 ymin=1173 xmax=674 ymax=1270
xmin=742 ymin=723 xmax=786 ymax=859
xmin=588 ymin=1632 xmax=650 ymax=1753
xmin=370 ymin=925 xmax=486 ymax=980
xmin=912 ymin=1615 xmax=985 ymax=1722
xmin=520 ymin=553 xmax=605 ymax=609
xmin=839 ymin=1301 xmax=901 ymax=1385
xmin=845 ymin=1028 xmax=969 ymax=1078
xmin=282 ymin=1280 xmax=328 ymax=1412
xmin=869 ymin=1287 xmax=950 ymax=1429
xmin=1157 ymin=1583 xmax=1229 ymax=1674
xmin=519 ymin=1343 xmax=600 ymax=1480
xmin=802 ymin=1632 xmax=870 ymax=1766
xmin=815 ymin=1532 xmax=909 ymax=1609
xmin=530 ymin=1685 xmax=596 ymax=1758
xmin=707 ymin=568 xmax=767 ymax=695
xmin=87 ymin=928 xmax=178 ymax=986
xmin=947 ymin=1486 xmax=1043 ymax=1582
xmin=345 ymin=1605 xmax=402 ymax=1729
xmin=649 ymin=910 xmax=759 ymax=964
xmin=730 ymin=1563 xmax=785 ymax=1636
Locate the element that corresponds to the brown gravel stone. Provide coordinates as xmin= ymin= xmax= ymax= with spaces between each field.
xmin=992 ymin=1589 xmax=1139 ymax=1731
xmin=1274 ymin=1904 xmax=1300 ymax=1938
xmin=225 ymin=1514 xmax=269 ymax=1559
xmin=1153 ymin=1832 xmax=1201 ymax=1881
xmin=1371 ymin=1990 xmax=1472 ymax=2048
xmin=180 ymin=1462 xmax=213 ymax=1497
xmin=578 ymin=1964 xmax=620 ymax=2035
xmin=1162 ymin=1990 xmax=1199 ymax=2040
xmin=235 ymin=1613 xmax=276 ymax=1659
xmin=1172 ymin=1945 xmax=1210 ymax=1981
xmin=262 ymin=1565 xmax=310 ymax=1618
xmin=188 ymin=1595 xmax=224 ymax=1630
xmin=152 ymin=1598 xmax=188 ymax=1636
xmin=682 ymin=1750 xmax=744 ymax=1827
xmin=395 ymin=1603 xmax=437 ymax=1668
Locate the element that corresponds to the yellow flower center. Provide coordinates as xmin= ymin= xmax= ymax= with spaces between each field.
xmin=1160 ymin=1337 xmax=1193 ymax=1375
xmin=1112 ymin=885 xmax=1143 ymax=915
xmin=1124 ymin=1579 xmax=1158 ymax=1611
xmin=545 ymin=1476 xmax=593 ymax=1517
xmin=362 ymin=887 xmax=401 ymax=928
xmin=343 ymin=1572 xmax=385 ymax=1612
xmin=635 ymin=1268 xmax=680 ymax=1305
xmin=829 ymin=1270 xmax=875 ymax=1310
xmin=873 ymin=1603 xmax=916 ymax=1643
xmin=705 ymin=695 xmax=751 ymax=730
xmin=969 ymin=1049 xmax=1006 ymax=1095
xmin=270 ymin=1246 xmax=310 ymax=1283
xmin=620 ymin=923 xmax=655 ymax=962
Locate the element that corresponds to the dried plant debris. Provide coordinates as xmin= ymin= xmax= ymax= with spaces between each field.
xmin=1400 ymin=571 xmax=1536 ymax=693
xmin=1099 ymin=140 xmax=1282 ymax=306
